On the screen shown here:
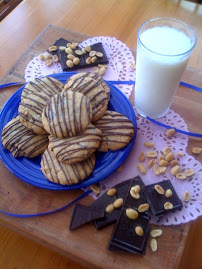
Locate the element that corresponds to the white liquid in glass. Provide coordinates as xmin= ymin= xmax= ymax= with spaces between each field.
xmin=135 ymin=26 xmax=192 ymax=118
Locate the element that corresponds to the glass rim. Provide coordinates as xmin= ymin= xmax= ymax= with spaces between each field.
xmin=138 ymin=17 xmax=197 ymax=57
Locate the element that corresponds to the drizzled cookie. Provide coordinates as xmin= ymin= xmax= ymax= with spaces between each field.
xmin=94 ymin=110 xmax=134 ymax=152
xmin=64 ymin=72 xmax=109 ymax=121
xmin=41 ymin=148 xmax=95 ymax=185
xmin=42 ymin=90 xmax=92 ymax=138
xmin=1 ymin=116 xmax=48 ymax=158
xmin=21 ymin=77 xmax=64 ymax=101
xmin=48 ymin=124 xmax=102 ymax=164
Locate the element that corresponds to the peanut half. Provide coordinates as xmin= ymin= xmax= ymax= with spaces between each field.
xmin=138 ymin=203 xmax=149 ymax=212
xmin=177 ymin=152 xmax=184 ymax=157
xmin=164 ymin=202 xmax=173 ymax=210
xmin=126 ymin=208 xmax=138 ymax=220
xmin=163 ymin=147 xmax=171 ymax=155
xmin=150 ymin=229 xmax=162 ymax=238
xmin=90 ymin=184 xmax=100 ymax=194
xmin=171 ymin=165 xmax=181 ymax=176
xmin=144 ymin=142 xmax=154 ymax=148
xmin=130 ymin=189 xmax=140 ymax=199
xmin=48 ymin=45 xmax=57 ymax=52
xmin=106 ymin=204 xmax=114 ymax=214
xmin=165 ymin=152 xmax=174 ymax=162
xmin=159 ymin=160 xmax=169 ymax=167
xmin=165 ymin=189 xmax=172 ymax=198
xmin=107 ymin=188 xmax=117 ymax=196
xmin=166 ymin=128 xmax=175 ymax=137
xmin=192 ymin=147 xmax=202 ymax=154
xmin=139 ymin=152 xmax=145 ymax=162
xmin=176 ymin=173 xmax=187 ymax=180
xmin=170 ymin=160 xmax=179 ymax=167
xmin=184 ymin=169 xmax=195 ymax=177
xmin=114 ymin=198 xmax=123 ymax=208
xmin=131 ymin=185 xmax=141 ymax=193
xmin=183 ymin=191 xmax=191 ymax=201
xmin=150 ymin=239 xmax=157 ymax=252
xmin=135 ymin=226 xmax=144 ymax=236
xmin=153 ymin=163 xmax=160 ymax=176
xmin=137 ymin=163 xmax=147 ymax=175
xmin=154 ymin=184 xmax=165 ymax=195
xmin=148 ymin=159 xmax=155 ymax=168
xmin=146 ymin=151 xmax=157 ymax=158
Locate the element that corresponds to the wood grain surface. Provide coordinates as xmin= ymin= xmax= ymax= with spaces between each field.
xmin=0 ymin=0 xmax=201 ymax=269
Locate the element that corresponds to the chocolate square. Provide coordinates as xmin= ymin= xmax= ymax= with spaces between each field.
xmin=143 ymin=180 xmax=183 ymax=220
xmin=69 ymin=204 xmax=104 ymax=230
xmin=108 ymin=176 xmax=150 ymax=254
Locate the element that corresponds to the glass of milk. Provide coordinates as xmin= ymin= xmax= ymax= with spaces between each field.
xmin=135 ymin=18 xmax=196 ymax=118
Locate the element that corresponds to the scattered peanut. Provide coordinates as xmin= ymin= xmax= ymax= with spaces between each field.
xmin=96 ymin=52 xmax=103 ymax=58
xmin=158 ymin=155 xmax=164 ymax=162
xmin=90 ymin=184 xmax=100 ymax=194
xmin=192 ymin=147 xmax=201 ymax=155
xmin=144 ymin=142 xmax=154 ymax=148
xmin=39 ymin=54 xmax=45 ymax=61
xmin=130 ymin=189 xmax=140 ymax=199
xmin=176 ymin=173 xmax=187 ymax=180
xmin=150 ymin=229 xmax=162 ymax=238
xmin=73 ymin=57 xmax=80 ymax=65
xmin=91 ymin=56 xmax=97 ymax=63
xmin=131 ymin=185 xmax=141 ymax=193
xmin=45 ymin=59 xmax=53 ymax=66
xmin=166 ymin=128 xmax=175 ymax=137
xmin=164 ymin=202 xmax=173 ymax=210
xmin=163 ymin=147 xmax=171 ymax=155
xmin=58 ymin=46 xmax=66 ymax=51
xmin=65 ymin=48 xmax=73 ymax=54
xmin=148 ymin=159 xmax=155 ymax=168
xmin=44 ymin=54 xmax=52 ymax=59
xmin=171 ymin=165 xmax=181 ymax=176
xmin=106 ymin=204 xmax=114 ymax=214
xmin=146 ymin=151 xmax=157 ymax=158
xmin=138 ymin=152 xmax=145 ymax=162
xmin=165 ymin=152 xmax=174 ymax=162
xmin=170 ymin=160 xmax=179 ymax=167
xmin=81 ymin=48 xmax=86 ymax=54
xmin=107 ymin=188 xmax=117 ymax=196
xmin=114 ymin=198 xmax=123 ymax=208
xmin=150 ymin=239 xmax=158 ymax=252
xmin=75 ymin=50 xmax=82 ymax=56
xmin=159 ymin=160 xmax=169 ymax=167
xmin=165 ymin=189 xmax=172 ymax=198
xmin=48 ymin=45 xmax=57 ymax=52
xmin=85 ymin=45 xmax=91 ymax=52
xmin=53 ymin=55 xmax=59 ymax=62
xmin=99 ymin=67 xmax=106 ymax=76
xmin=66 ymin=60 xmax=74 ymax=68
xmin=93 ymin=67 xmax=99 ymax=74
xmin=153 ymin=163 xmax=160 ymax=176
xmin=177 ymin=152 xmax=184 ymax=157
xmin=86 ymin=57 xmax=92 ymax=64
xmin=67 ymin=43 xmax=72 ymax=48
xmin=183 ymin=191 xmax=191 ymax=201
xmin=135 ymin=226 xmax=144 ymax=236
xmin=89 ymin=50 xmax=96 ymax=57
xmin=159 ymin=167 xmax=166 ymax=175
xmin=67 ymin=54 xmax=75 ymax=60
xmin=130 ymin=61 xmax=136 ymax=70
xmin=184 ymin=169 xmax=195 ymax=177
xmin=126 ymin=208 xmax=139 ymax=220
xmin=137 ymin=163 xmax=147 ymax=175
xmin=154 ymin=184 xmax=165 ymax=195
xmin=138 ymin=203 xmax=149 ymax=212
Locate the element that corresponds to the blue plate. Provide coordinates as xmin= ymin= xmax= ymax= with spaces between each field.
xmin=0 ymin=72 xmax=136 ymax=190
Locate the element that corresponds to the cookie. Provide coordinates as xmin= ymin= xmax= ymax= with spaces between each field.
xmin=18 ymin=91 xmax=50 ymax=134
xmin=48 ymin=124 xmax=102 ymax=164
xmin=94 ymin=110 xmax=134 ymax=152
xmin=41 ymin=148 xmax=95 ymax=185
xmin=21 ymin=77 xmax=64 ymax=101
xmin=1 ymin=116 xmax=48 ymax=158
xmin=64 ymin=72 xmax=109 ymax=121
xmin=42 ymin=90 xmax=92 ymax=138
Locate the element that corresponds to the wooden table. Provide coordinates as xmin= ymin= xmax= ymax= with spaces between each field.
xmin=0 ymin=1 xmax=201 ymax=268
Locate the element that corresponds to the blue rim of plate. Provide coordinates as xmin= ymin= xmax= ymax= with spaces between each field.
xmin=0 ymin=72 xmax=137 ymax=190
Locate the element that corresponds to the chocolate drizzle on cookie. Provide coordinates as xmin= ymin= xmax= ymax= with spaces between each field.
xmin=64 ymin=73 xmax=109 ymax=121
xmin=41 ymin=149 xmax=95 ymax=185
xmin=42 ymin=90 xmax=92 ymax=138
xmin=21 ymin=77 xmax=64 ymax=100
xmin=1 ymin=116 xmax=48 ymax=158
xmin=94 ymin=110 xmax=134 ymax=152
xmin=48 ymin=124 xmax=102 ymax=164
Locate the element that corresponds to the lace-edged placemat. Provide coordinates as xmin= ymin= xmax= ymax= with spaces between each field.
xmin=24 ymin=36 xmax=136 ymax=99
xmin=83 ymin=109 xmax=202 ymax=226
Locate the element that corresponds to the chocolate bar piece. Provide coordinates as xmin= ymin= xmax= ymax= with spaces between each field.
xmin=108 ymin=177 xmax=150 ymax=254
xmin=90 ymin=176 xmax=145 ymax=230
xmin=143 ymin=180 xmax=183 ymax=221
xmin=69 ymin=204 xmax=104 ymax=230
xmin=49 ymin=38 xmax=109 ymax=71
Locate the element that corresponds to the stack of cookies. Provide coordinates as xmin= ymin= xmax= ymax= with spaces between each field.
xmin=1 ymin=72 xmax=135 ymax=186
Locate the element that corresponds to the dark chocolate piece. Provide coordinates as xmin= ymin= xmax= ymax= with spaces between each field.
xmin=108 ymin=177 xmax=150 ymax=255
xmin=69 ymin=204 xmax=104 ymax=230
xmin=143 ymin=180 xmax=183 ymax=221
xmin=90 ymin=176 xmax=145 ymax=230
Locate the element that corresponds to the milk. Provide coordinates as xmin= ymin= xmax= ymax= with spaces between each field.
xmin=135 ymin=26 xmax=193 ymax=118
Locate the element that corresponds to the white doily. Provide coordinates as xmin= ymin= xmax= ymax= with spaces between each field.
xmin=83 ymin=109 xmax=202 ymax=226
xmin=24 ymin=37 xmax=136 ymax=99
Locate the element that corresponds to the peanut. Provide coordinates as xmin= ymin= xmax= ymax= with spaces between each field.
xmin=163 ymin=147 xmax=171 ymax=155
xmin=150 ymin=239 xmax=157 ymax=252
xmin=166 ymin=128 xmax=175 ymax=137
xmin=138 ymin=152 xmax=145 ymax=162
xmin=159 ymin=160 xmax=169 ymax=167
xmin=53 ymin=55 xmax=59 ymax=62
xmin=131 ymin=185 xmax=141 ymax=193
xmin=137 ymin=163 xmax=147 ymax=175
xmin=171 ymin=165 xmax=181 ymax=176
xmin=184 ymin=169 xmax=195 ymax=177
xmin=73 ymin=57 xmax=80 ymax=65
xmin=106 ymin=204 xmax=114 ymax=214
xmin=177 ymin=152 xmax=184 ymax=157
xmin=153 ymin=163 xmax=160 ymax=176
xmin=48 ymin=45 xmax=57 ymax=52
xmin=165 ymin=152 xmax=174 ymax=162
xmin=170 ymin=160 xmax=179 ymax=167
xmin=114 ymin=198 xmax=123 ymax=208
xmin=148 ymin=159 xmax=155 ymax=168
xmin=135 ymin=226 xmax=144 ymax=236
xmin=164 ymin=202 xmax=173 ymax=210
xmin=67 ymin=54 xmax=75 ymax=60
xmin=138 ymin=203 xmax=149 ymax=212
xmin=75 ymin=50 xmax=82 ymax=56
xmin=165 ymin=189 xmax=172 ymax=198
xmin=107 ymin=188 xmax=117 ymax=196
xmin=150 ymin=229 xmax=162 ymax=237
xmin=99 ymin=67 xmax=106 ymax=76
xmin=126 ymin=208 xmax=138 ymax=220
xmin=130 ymin=61 xmax=136 ymax=70
xmin=176 ymin=173 xmax=187 ymax=180
xmin=146 ymin=151 xmax=157 ymax=158
xmin=39 ymin=54 xmax=45 ymax=61
xmin=45 ymin=59 xmax=53 ymax=66
xmin=96 ymin=52 xmax=103 ymax=58
xmin=85 ymin=45 xmax=91 ymax=52
xmin=66 ymin=60 xmax=73 ymax=68
xmin=90 ymin=184 xmax=100 ymax=194
xmin=192 ymin=147 xmax=201 ymax=154
xmin=144 ymin=142 xmax=154 ymax=148
xmin=154 ymin=184 xmax=165 ymax=195
xmin=183 ymin=191 xmax=191 ymax=201
xmin=159 ymin=167 xmax=166 ymax=175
